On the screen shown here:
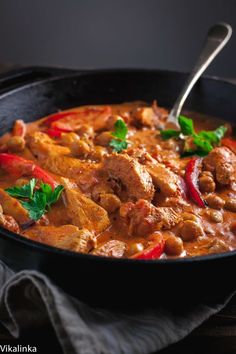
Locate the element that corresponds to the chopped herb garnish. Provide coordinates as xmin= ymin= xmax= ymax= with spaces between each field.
xmin=6 ymin=178 xmax=37 ymax=199
xmin=109 ymin=118 xmax=129 ymax=153
xmin=160 ymin=129 xmax=180 ymax=140
xmin=160 ymin=115 xmax=227 ymax=156
xmin=6 ymin=179 xmax=64 ymax=221
xmin=178 ymin=115 xmax=194 ymax=135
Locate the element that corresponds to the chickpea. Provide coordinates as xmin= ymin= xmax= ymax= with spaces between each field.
xmin=182 ymin=212 xmax=199 ymax=222
xmin=106 ymin=115 xmax=120 ymax=130
xmin=60 ymin=132 xmax=92 ymax=157
xmin=95 ymin=131 xmax=112 ymax=147
xmin=90 ymin=146 xmax=107 ymax=162
xmin=76 ymin=140 xmax=91 ymax=157
xmin=60 ymin=132 xmax=80 ymax=146
xmin=198 ymin=175 xmax=216 ymax=193
xmin=205 ymin=209 xmax=223 ymax=223
xmin=146 ymin=232 xmax=163 ymax=243
xmin=6 ymin=136 xmax=25 ymax=152
xmin=99 ymin=193 xmax=121 ymax=213
xmin=205 ymin=194 xmax=225 ymax=210
xmin=201 ymin=171 xmax=213 ymax=177
xmin=76 ymin=124 xmax=94 ymax=138
xmin=180 ymin=220 xmax=205 ymax=241
xmin=129 ymin=242 xmax=144 ymax=256
xmin=165 ymin=235 xmax=184 ymax=256
xmin=224 ymin=199 xmax=236 ymax=212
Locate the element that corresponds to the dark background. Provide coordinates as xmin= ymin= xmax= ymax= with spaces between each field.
xmin=0 ymin=0 xmax=235 ymax=77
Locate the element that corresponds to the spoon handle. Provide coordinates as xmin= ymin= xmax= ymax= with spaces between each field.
xmin=168 ymin=23 xmax=232 ymax=126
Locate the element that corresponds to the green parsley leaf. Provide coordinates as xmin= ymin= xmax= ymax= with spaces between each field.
xmin=111 ymin=119 xmax=128 ymax=140
xmin=214 ymin=125 xmax=227 ymax=142
xmin=21 ymin=190 xmax=47 ymax=221
xmin=5 ymin=179 xmax=64 ymax=221
xmin=47 ymin=185 xmax=64 ymax=207
xmin=160 ymin=129 xmax=180 ymax=140
xmin=178 ymin=115 xmax=195 ymax=135
xmin=40 ymin=182 xmax=52 ymax=201
xmin=160 ymin=114 xmax=227 ymax=157
xmin=109 ymin=118 xmax=128 ymax=153
xmin=193 ymin=135 xmax=213 ymax=155
xmin=6 ymin=178 xmax=37 ymax=199
xmin=197 ymin=125 xmax=227 ymax=145
xmin=109 ymin=139 xmax=128 ymax=153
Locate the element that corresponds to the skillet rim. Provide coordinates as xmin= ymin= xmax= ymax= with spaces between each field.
xmin=0 ymin=67 xmax=235 ymax=265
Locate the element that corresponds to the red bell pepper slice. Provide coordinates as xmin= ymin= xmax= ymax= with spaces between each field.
xmin=0 ymin=153 xmax=57 ymax=189
xmin=221 ymin=138 xmax=236 ymax=154
xmin=46 ymin=127 xmax=68 ymax=138
xmin=42 ymin=111 xmax=79 ymax=126
xmin=184 ymin=157 xmax=205 ymax=208
xmin=42 ymin=106 xmax=112 ymax=133
xmin=51 ymin=106 xmax=112 ymax=132
xmin=132 ymin=237 xmax=165 ymax=260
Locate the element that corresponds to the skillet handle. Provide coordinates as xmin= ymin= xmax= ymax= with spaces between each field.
xmin=0 ymin=66 xmax=78 ymax=93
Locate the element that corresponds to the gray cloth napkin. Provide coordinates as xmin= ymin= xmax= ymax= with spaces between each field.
xmin=0 ymin=261 xmax=234 ymax=354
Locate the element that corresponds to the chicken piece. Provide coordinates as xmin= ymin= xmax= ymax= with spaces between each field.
xmin=57 ymin=228 xmax=96 ymax=252
xmin=0 ymin=213 xmax=20 ymax=233
xmin=92 ymin=181 xmax=114 ymax=201
xmin=189 ymin=238 xmax=231 ymax=256
xmin=203 ymin=146 xmax=236 ymax=185
xmin=6 ymin=136 xmax=25 ymax=152
xmin=24 ymin=225 xmax=96 ymax=253
xmin=63 ymin=184 xmax=110 ymax=234
xmin=41 ymin=154 xmax=99 ymax=183
xmin=207 ymin=239 xmax=231 ymax=254
xmin=99 ymin=193 xmax=121 ymax=213
xmin=103 ymin=153 xmax=155 ymax=202
xmin=92 ymin=240 xmax=127 ymax=258
xmin=91 ymin=181 xmax=121 ymax=213
xmin=0 ymin=188 xmax=30 ymax=224
xmin=132 ymin=107 xmax=159 ymax=128
xmin=128 ymin=150 xmax=180 ymax=197
xmin=120 ymin=199 xmax=180 ymax=236
xmin=145 ymin=162 xmax=180 ymax=196
xmin=132 ymin=101 xmax=168 ymax=129
xmin=27 ymin=132 xmax=70 ymax=159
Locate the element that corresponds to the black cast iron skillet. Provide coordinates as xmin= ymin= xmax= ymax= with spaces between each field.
xmin=0 ymin=66 xmax=235 ymax=307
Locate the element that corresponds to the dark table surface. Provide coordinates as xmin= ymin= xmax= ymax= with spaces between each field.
xmin=0 ymin=63 xmax=235 ymax=354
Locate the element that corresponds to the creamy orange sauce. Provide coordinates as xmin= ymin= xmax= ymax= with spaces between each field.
xmin=0 ymin=102 xmax=235 ymax=259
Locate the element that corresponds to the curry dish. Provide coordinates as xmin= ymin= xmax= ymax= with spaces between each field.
xmin=0 ymin=101 xmax=235 ymax=259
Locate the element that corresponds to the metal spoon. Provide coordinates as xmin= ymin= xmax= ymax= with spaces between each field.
xmin=167 ymin=23 xmax=232 ymax=128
